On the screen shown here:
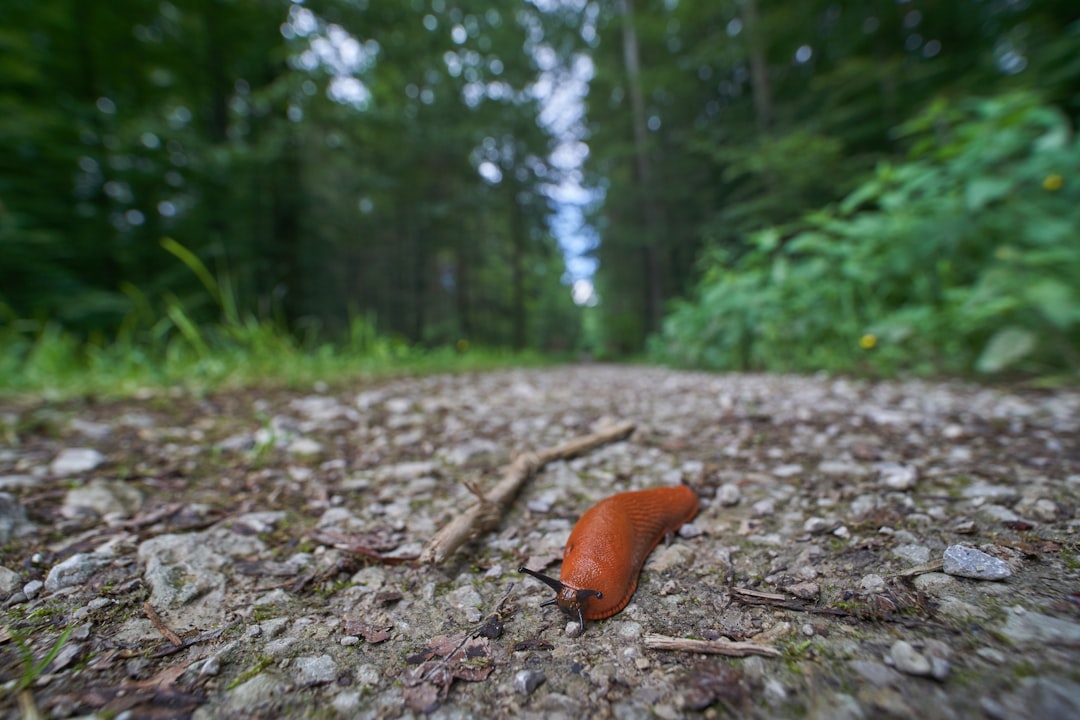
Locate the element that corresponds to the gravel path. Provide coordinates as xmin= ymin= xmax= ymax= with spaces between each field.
xmin=1 ymin=366 xmax=1079 ymax=718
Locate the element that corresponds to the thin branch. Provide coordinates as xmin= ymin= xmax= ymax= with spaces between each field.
xmin=142 ymin=601 xmax=182 ymax=646
xmin=421 ymin=421 xmax=636 ymax=564
xmin=643 ymin=633 xmax=781 ymax=658
xmin=888 ymin=559 xmax=944 ymax=578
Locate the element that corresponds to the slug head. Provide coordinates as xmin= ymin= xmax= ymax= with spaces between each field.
xmin=518 ymin=566 xmax=602 ymax=631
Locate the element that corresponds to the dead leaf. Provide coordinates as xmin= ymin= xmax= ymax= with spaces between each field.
xmin=344 ymin=619 xmax=391 ymax=644
xmin=681 ymin=664 xmax=748 ymax=711
xmin=403 ymin=682 xmax=441 ymax=714
xmin=402 ymin=634 xmax=495 ymax=713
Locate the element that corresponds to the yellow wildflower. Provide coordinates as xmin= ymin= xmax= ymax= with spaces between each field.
xmin=1043 ymin=174 xmax=1063 ymax=191
xmin=859 ymin=334 xmax=877 ymax=350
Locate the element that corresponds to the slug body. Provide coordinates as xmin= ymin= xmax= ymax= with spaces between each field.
xmin=520 ymin=485 xmax=698 ymax=628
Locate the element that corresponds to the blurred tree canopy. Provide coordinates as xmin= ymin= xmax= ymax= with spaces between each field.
xmin=1 ymin=0 xmax=583 ymax=351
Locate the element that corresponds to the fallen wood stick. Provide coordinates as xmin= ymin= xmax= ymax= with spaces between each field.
xmin=421 ymin=420 xmax=636 ymax=565
xmin=142 ymin=601 xmax=182 ymax=646
xmin=643 ymin=633 xmax=781 ymax=658
xmin=888 ymin=559 xmax=945 ymax=578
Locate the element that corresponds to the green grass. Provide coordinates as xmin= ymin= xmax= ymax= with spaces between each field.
xmin=0 ymin=319 xmax=554 ymax=399
xmin=0 ymin=240 xmax=558 ymax=400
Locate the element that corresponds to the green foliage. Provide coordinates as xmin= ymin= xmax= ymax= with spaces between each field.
xmin=585 ymin=0 xmax=1080 ymax=354
xmin=654 ymin=93 xmax=1080 ymax=377
xmin=10 ymin=623 xmax=74 ymax=693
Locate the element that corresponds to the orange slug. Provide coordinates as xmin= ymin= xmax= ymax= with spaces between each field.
xmin=519 ymin=485 xmax=699 ymax=630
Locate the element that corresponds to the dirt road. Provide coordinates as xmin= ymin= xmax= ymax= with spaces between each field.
xmin=2 ymin=366 xmax=1078 ymax=718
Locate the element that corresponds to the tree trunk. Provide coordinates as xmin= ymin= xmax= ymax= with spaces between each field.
xmin=509 ymin=186 xmax=527 ymax=350
xmin=619 ymin=0 xmax=664 ymax=337
xmin=742 ymin=0 xmax=773 ymax=135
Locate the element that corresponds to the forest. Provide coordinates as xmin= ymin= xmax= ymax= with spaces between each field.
xmin=2 ymin=0 xmax=1078 ymax=391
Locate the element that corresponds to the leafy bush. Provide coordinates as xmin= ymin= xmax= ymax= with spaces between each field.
xmin=654 ymin=92 xmax=1080 ymax=377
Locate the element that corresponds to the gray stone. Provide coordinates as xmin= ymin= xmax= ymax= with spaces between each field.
xmin=999 ymin=606 xmax=1080 ymax=648
xmin=286 ymin=437 xmax=323 ymax=455
xmin=23 ymin=580 xmax=43 ymax=600
xmin=818 ymin=461 xmax=869 ymax=477
xmin=45 ymin=552 xmax=112 ymax=592
xmin=223 ymin=673 xmax=287 ymax=713
xmin=893 ymin=544 xmax=931 ymax=564
xmin=332 ymin=692 xmax=362 ymax=714
xmin=62 ymin=479 xmax=143 ymax=519
xmin=137 ymin=528 xmax=265 ymax=631
xmin=808 ymin=692 xmax=865 ymax=720
xmin=772 ymin=464 xmax=803 ymax=478
xmin=514 ymin=669 xmax=546 ymax=695
xmin=877 ymin=462 xmax=918 ymax=490
xmin=977 ymin=504 xmax=1020 ymax=523
xmin=0 ymin=493 xmax=34 ymax=542
xmin=1000 ymin=677 xmax=1080 ymax=720
xmin=960 ymin=481 xmax=1016 ymax=500
xmin=446 ymin=584 xmax=484 ymax=622
xmin=942 ymin=545 xmax=1011 ymax=580
xmin=751 ymin=498 xmax=775 ymax=517
xmin=442 ymin=439 xmax=499 ymax=465
xmin=716 ymin=483 xmax=741 ymax=506
xmin=264 ymin=637 xmax=298 ymax=657
xmin=849 ymin=660 xmax=900 ymax=687
xmin=889 ymin=640 xmax=931 ymax=676
xmin=68 ymin=418 xmax=113 ymax=440
xmin=50 ymin=448 xmax=106 ymax=475
xmin=678 ymin=522 xmax=702 ymax=539
xmin=859 ymin=574 xmax=886 ymax=593
xmin=294 ymin=654 xmax=338 ymax=686
xmin=0 ymin=475 xmax=40 ymax=490
xmin=0 ymin=566 xmax=20 ymax=595
xmin=976 ymin=647 xmax=1006 ymax=664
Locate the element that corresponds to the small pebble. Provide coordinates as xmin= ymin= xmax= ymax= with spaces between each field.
xmin=50 ymin=448 xmax=106 ymax=475
xmin=890 ymin=640 xmax=931 ymax=676
xmin=859 ymin=574 xmax=886 ymax=593
xmin=23 ymin=580 xmax=43 ymax=600
xmin=804 ymin=517 xmax=830 ymax=534
xmin=751 ymin=499 xmax=775 ymax=517
xmin=678 ymin=522 xmax=702 ymax=539
xmin=943 ymin=545 xmax=1011 ymax=581
xmin=716 ymin=483 xmax=741 ymax=506
xmin=340 ymin=635 xmax=360 ymax=646
xmin=787 ymin=581 xmax=820 ymax=600
xmin=514 ymin=669 xmax=546 ymax=696
xmin=200 ymin=656 xmax=221 ymax=676
xmin=877 ymin=462 xmax=918 ymax=490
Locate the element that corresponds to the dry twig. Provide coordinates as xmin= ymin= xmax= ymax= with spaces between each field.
xmin=142 ymin=601 xmax=182 ymax=646
xmin=643 ymin=633 xmax=781 ymax=658
xmin=888 ymin=559 xmax=945 ymax=578
xmin=421 ymin=420 xmax=636 ymax=564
